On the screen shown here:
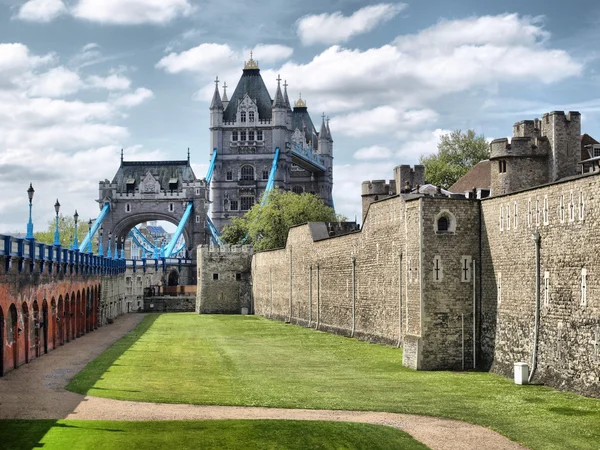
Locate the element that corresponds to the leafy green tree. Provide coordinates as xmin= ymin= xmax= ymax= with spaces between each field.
xmin=222 ymin=189 xmax=341 ymax=251
xmin=419 ymin=129 xmax=489 ymax=189
xmin=34 ymin=213 xmax=97 ymax=251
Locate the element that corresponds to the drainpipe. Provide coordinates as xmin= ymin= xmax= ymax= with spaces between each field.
xmin=397 ymin=251 xmax=402 ymax=348
xmin=529 ymin=231 xmax=541 ymax=383
xmin=351 ymin=257 xmax=356 ymax=337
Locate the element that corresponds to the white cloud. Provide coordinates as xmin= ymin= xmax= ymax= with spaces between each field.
xmin=156 ymin=43 xmax=237 ymax=74
xmin=353 ymin=145 xmax=393 ymax=160
xmin=16 ymin=0 xmax=67 ymax=23
xmin=27 ymin=67 xmax=82 ymax=97
xmin=250 ymin=44 xmax=293 ymax=63
xmin=331 ymin=106 xmax=437 ymax=137
xmin=298 ymin=3 xmax=407 ymax=45
xmin=0 ymin=43 xmax=55 ymax=79
xmin=112 ymin=87 xmax=154 ymax=107
xmin=87 ymin=74 xmax=132 ymax=91
xmin=72 ymin=0 xmax=194 ymax=25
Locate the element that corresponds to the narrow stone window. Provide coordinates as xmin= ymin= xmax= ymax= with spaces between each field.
xmin=125 ymin=203 xmax=131 ymax=213
xmin=579 ymin=190 xmax=585 ymax=221
xmin=232 ymin=130 xmax=238 ymax=141
xmin=433 ymin=255 xmax=443 ymax=282
xmin=499 ymin=205 xmax=504 ymax=231
xmin=581 ymin=268 xmax=587 ymax=307
xmin=226 ymin=170 xmax=233 ymax=181
xmin=569 ymin=190 xmax=575 ymax=222
xmin=262 ymin=170 xmax=269 ymax=180
xmin=461 ymin=256 xmax=472 ymax=282
xmin=248 ymin=111 xmax=255 ymax=122
xmin=506 ymin=205 xmax=511 ymax=231
xmin=213 ymin=273 xmax=219 ymax=281
xmin=248 ymin=130 xmax=255 ymax=141
xmin=544 ymin=271 xmax=550 ymax=306
xmin=236 ymin=273 xmax=242 ymax=281
xmin=438 ymin=216 xmax=449 ymax=231
xmin=169 ymin=202 xmax=174 ymax=212
xmin=240 ymin=111 xmax=246 ymax=123
xmin=195 ymin=215 xmax=200 ymax=223
xmin=559 ymin=195 xmax=565 ymax=223
xmin=527 ymin=198 xmax=532 ymax=228
xmin=535 ymin=198 xmax=540 ymax=226
xmin=543 ymin=195 xmax=549 ymax=225
xmin=257 ymin=130 xmax=263 ymax=140
xmin=514 ymin=201 xmax=518 ymax=229
xmin=230 ymin=200 xmax=238 ymax=211
xmin=240 ymin=130 xmax=247 ymax=141
xmin=195 ymin=188 xmax=200 ymax=195
xmin=498 ymin=160 xmax=507 ymax=173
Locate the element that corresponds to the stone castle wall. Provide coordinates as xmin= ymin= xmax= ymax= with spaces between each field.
xmin=481 ymin=172 xmax=600 ymax=397
xmin=196 ymin=245 xmax=253 ymax=314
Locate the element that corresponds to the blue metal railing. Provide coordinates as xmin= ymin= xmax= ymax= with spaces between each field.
xmin=291 ymin=143 xmax=325 ymax=171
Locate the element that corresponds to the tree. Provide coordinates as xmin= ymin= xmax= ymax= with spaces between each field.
xmin=222 ymin=189 xmax=341 ymax=251
xmin=419 ymin=129 xmax=489 ymax=189
xmin=34 ymin=214 xmax=97 ymax=251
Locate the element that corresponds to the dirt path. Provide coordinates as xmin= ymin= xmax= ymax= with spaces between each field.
xmin=0 ymin=313 xmax=526 ymax=450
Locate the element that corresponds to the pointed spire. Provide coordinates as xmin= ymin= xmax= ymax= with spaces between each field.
xmin=327 ymin=116 xmax=333 ymax=141
xmin=222 ymin=82 xmax=228 ymax=103
xmin=120 ymin=148 xmax=124 ymax=164
xmin=273 ymin=74 xmax=285 ymax=108
xmin=187 ymin=147 xmax=190 ymax=162
xmin=283 ymin=79 xmax=291 ymax=111
xmin=319 ymin=112 xmax=328 ymax=139
xmin=210 ymin=75 xmax=223 ymax=110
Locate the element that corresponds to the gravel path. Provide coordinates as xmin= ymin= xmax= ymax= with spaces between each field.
xmin=0 ymin=313 xmax=526 ymax=450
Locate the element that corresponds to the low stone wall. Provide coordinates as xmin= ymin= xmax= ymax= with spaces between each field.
xmin=143 ymin=296 xmax=195 ymax=313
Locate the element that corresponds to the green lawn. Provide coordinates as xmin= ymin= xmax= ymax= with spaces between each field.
xmin=69 ymin=314 xmax=600 ymax=450
xmin=0 ymin=419 xmax=426 ymax=450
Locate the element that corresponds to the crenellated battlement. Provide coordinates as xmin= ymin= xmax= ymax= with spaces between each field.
xmin=490 ymin=136 xmax=549 ymax=159
xmin=361 ymin=180 xmax=396 ymax=196
xmin=200 ymin=244 xmax=253 ymax=254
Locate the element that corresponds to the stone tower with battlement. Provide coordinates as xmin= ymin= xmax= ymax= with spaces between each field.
xmin=490 ymin=111 xmax=581 ymax=196
xmin=209 ymin=55 xmax=334 ymax=232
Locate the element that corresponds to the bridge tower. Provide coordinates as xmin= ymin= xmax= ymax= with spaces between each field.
xmin=210 ymin=54 xmax=334 ymax=231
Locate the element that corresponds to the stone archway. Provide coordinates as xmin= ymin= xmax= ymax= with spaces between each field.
xmin=64 ymin=295 xmax=70 ymax=343
xmin=70 ymin=293 xmax=75 ymax=340
xmin=22 ymin=302 xmax=29 ymax=364
xmin=168 ymin=269 xmax=179 ymax=286
xmin=76 ymin=291 xmax=82 ymax=337
xmin=50 ymin=298 xmax=55 ymax=351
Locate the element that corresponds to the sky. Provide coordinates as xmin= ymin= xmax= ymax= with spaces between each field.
xmin=0 ymin=0 xmax=599 ymax=233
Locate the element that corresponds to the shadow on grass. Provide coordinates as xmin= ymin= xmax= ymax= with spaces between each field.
xmin=66 ymin=314 xmax=160 ymax=396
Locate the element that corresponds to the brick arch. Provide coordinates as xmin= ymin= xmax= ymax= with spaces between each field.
xmin=70 ymin=292 xmax=75 ymax=340
xmin=64 ymin=294 xmax=70 ymax=343
xmin=8 ymin=303 xmax=18 ymax=369
xmin=57 ymin=296 xmax=64 ymax=346
xmin=32 ymin=300 xmax=40 ymax=358
xmin=50 ymin=298 xmax=56 ymax=351
xmin=76 ymin=290 xmax=82 ymax=337
xmin=22 ymin=301 xmax=29 ymax=364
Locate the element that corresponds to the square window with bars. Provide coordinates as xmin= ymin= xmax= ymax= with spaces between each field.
xmin=262 ymin=170 xmax=269 ymax=180
xmin=240 ymin=196 xmax=255 ymax=211
xmin=226 ymin=171 xmax=233 ymax=181
xmin=249 ymin=131 xmax=255 ymax=141
xmin=232 ymin=131 xmax=238 ymax=141
xmin=240 ymin=130 xmax=247 ymax=141
xmin=230 ymin=200 xmax=239 ymax=211
xmin=257 ymin=130 xmax=263 ymax=140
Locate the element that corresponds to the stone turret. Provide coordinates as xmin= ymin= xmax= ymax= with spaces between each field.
xmin=394 ymin=165 xmax=425 ymax=194
xmin=361 ymin=179 xmax=396 ymax=223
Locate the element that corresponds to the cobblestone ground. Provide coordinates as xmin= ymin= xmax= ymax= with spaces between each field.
xmin=0 ymin=313 xmax=524 ymax=450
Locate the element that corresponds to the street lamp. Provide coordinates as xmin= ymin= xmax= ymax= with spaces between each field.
xmin=87 ymin=218 xmax=93 ymax=253
xmin=72 ymin=210 xmax=79 ymax=250
xmin=107 ymin=231 xmax=112 ymax=258
xmin=53 ymin=199 xmax=61 ymax=246
xmin=120 ymin=236 xmax=125 ymax=260
xmin=26 ymin=183 xmax=35 ymax=240
xmin=98 ymin=227 xmax=104 ymax=257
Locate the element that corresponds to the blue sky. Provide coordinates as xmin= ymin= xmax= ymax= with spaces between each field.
xmin=0 ymin=0 xmax=598 ymax=232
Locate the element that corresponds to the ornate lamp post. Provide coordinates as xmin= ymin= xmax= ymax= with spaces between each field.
xmin=26 ymin=183 xmax=35 ymax=240
xmin=98 ymin=227 xmax=104 ymax=256
xmin=107 ymin=232 xmax=112 ymax=258
xmin=53 ymin=199 xmax=61 ymax=246
xmin=72 ymin=210 xmax=79 ymax=250
xmin=87 ymin=219 xmax=93 ymax=253
xmin=120 ymin=236 xmax=125 ymax=260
